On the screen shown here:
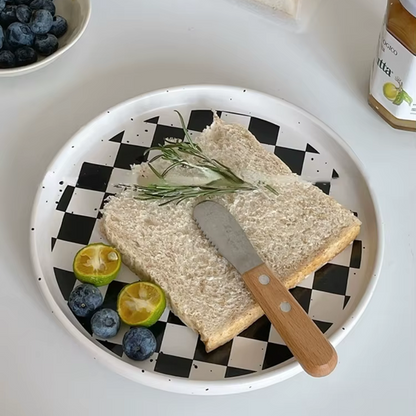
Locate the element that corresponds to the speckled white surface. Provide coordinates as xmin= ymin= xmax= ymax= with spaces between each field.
xmin=0 ymin=0 xmax=414 ymax=414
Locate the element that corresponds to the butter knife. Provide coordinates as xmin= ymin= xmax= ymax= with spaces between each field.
xmin=193 ymin=200 xmax=338 ymax=377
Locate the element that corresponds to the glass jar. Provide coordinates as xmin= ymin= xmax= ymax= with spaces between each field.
xmin=368 ymin=0 xmax=416 ymax=132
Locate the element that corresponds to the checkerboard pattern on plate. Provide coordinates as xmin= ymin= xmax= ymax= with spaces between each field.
xmin=50 ymin=109 xmax=363 ymax=380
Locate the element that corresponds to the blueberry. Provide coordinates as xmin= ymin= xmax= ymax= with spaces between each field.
xmin=48 ymin=15 xmax=67 ymax=38
xmin=34 ymin=32 xmax=57 ymax=55
xmin=14 ymin=45 xmax=36 ymax=66
xmin=91 ymin=309 xmax=120 ymax=339
xmin=0 ymin=5 xmax=17 ymax=27
xmin=0 ymin=26 xmax=3 ymax=49
xmin=68 ymin=284 xmax=103 ymax=318
xmin=0 ymin=0 xmax=5 ymax=14
xmin=1 ymin=35 xmax=12 ymax=50
xmin=16 ymin=4 xmax=31 ymax=23
xmin=7 ymin=0 xmax=31 ymax=5
xmin=29 ymin=0 xmax=55 ymax=16
xmin=6 ymin=22 xmax=34 ymax=48
xmin=30 ymin=9 xmax=52 ymax=34
xmin=0 ymin=50 xmax=15 ymax=67
xmin=122 ymin=328 xmax=157 ymax=361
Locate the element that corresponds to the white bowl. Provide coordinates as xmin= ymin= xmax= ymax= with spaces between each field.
xmin=0 ymin=0 xmax=91 ymax=76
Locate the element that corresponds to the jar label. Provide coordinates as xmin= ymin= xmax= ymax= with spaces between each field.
xmin=370 ymin=22 xmax=416 ymax=121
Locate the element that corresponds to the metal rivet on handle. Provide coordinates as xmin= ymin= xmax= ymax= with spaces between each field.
xmin=259 ymin=275 xmax=270 ymax=285
xmin=280 ymin=302 xmax=291 ymax=312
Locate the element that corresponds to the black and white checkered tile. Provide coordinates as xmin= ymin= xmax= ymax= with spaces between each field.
xmin=49 ymin=109 xmax=364 ymax=380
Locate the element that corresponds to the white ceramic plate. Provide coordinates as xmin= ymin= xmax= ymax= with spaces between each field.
xmin=0 ymin=0 xmax=91 ymax=77
xmin=30 ymin=85 xmax=383 ymax=395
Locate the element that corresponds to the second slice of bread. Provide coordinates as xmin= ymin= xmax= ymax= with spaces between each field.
xmin=101 ymin=116 xmax=361 ymax=352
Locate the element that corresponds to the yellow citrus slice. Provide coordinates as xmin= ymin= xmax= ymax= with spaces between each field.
xmin=383 ymin=82 xmax=399 ymax=101
xmin=117 ymin=282 xmax=166 ymax=327
xmin=73 ymin=243 xmax=121 ymax=287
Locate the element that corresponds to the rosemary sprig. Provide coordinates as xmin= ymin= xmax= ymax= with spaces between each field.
xmin=116 ymin=183 xmax=256 ymax=206
xmin=119 ymin=111 xmax=278 ymax=205
xmin=145 ymin=111 xmax=245 ymax=186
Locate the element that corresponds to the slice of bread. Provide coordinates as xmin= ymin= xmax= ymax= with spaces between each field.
xmin=101 ymin=116 xmax=361 ymax=352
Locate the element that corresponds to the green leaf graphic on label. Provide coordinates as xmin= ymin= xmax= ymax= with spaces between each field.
xmin=393 ymin=91 xmax=405 ymax=106
xmin=402 ymin=91 xmax=413 ymax=106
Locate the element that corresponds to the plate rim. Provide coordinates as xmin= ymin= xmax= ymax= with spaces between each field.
xmin=30 ymin=84 xmax=384 ymax=395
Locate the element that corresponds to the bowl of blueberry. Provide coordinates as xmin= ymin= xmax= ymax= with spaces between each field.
xmin=0 ymin=0 xmax=91 ymax=75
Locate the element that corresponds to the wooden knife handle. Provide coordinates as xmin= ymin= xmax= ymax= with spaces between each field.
xmin=242 ymin=263 xmax=338 ymax=377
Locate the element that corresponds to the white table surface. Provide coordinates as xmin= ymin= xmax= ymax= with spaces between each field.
xmin=0 ymin=0 xmax=415 ymax=414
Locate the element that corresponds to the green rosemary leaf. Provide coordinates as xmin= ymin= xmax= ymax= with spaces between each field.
xmin=148 ymin=163 xmax=164 ymax=180
xmin=175 ymin=110 xmax=195 ymax=146
xmin=161 ymin=161 xmax=184 ymax=177
xmin=148 ymin=154 xmax=164 ymax=164
xmin=264 ymin=184 xmax=279 ymax=196
xmin=159 ymin=196 xmax=183 ymax=206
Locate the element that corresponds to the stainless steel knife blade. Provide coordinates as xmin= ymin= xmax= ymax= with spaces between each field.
xmin=193 ymin=200 xmax=263 ymax=275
